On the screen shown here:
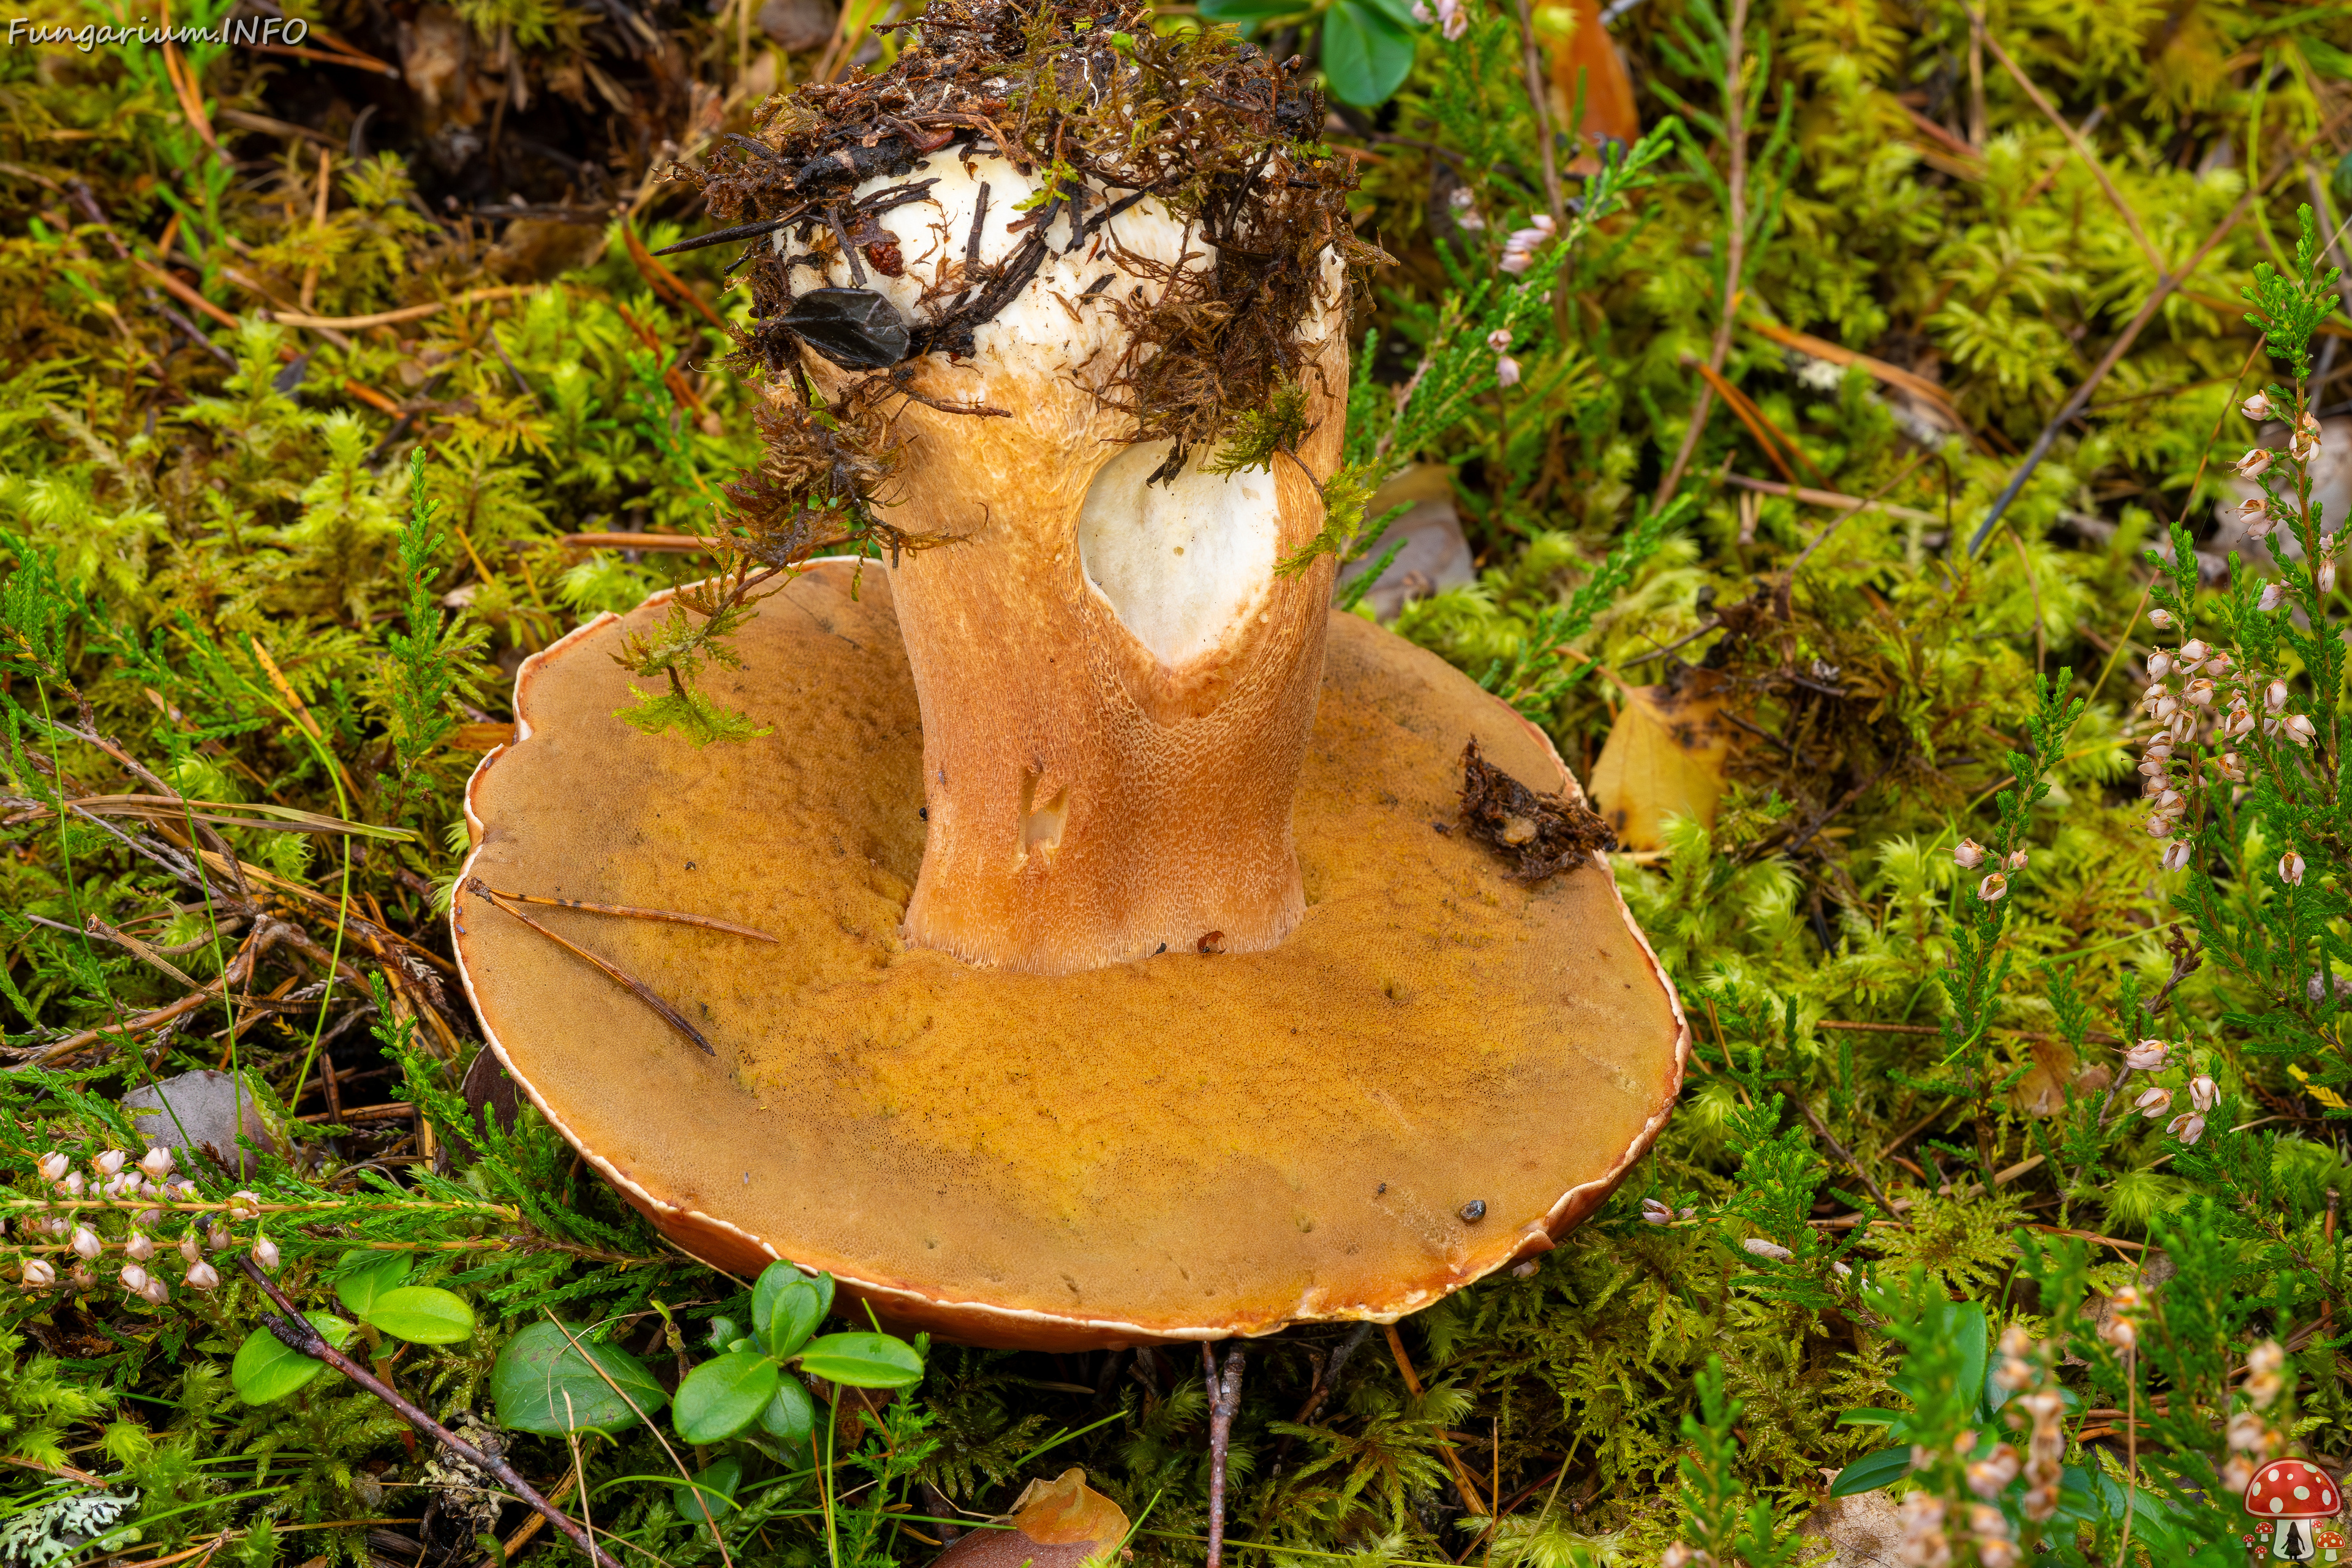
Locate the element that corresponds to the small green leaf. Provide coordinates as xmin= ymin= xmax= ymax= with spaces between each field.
xmin=364 ymin=1286 xmax=476 ymax=1344
xmin=706 ymin=1316 xmax=739 ymax=1353
xmin=1828 ymin=1446 xmax=1912 ymax=1497
xmin=794 ymin=1332 xmax=924 ymax=1390
xmin=492 ymin=1322 xmax=667 ymax=1435
xmin=758 ymin=1374 xmax=815 ymax=1445
xmin=233 ymin=1314 xmax=354 ymax=1405
xmin=674 ymin=1351 xmax=782 ymax=1444
xmin=1319 ymin=0 xmax=1417 ymax=108
xmin=673 ymin=1456 xmax=743 ymax=1527
xmin=333 ymin=1250 xmax=412 ymax=1319
xmin=761 ymin=1279 xmax=825 ymax=1361
xmin=1833 ymin=1409 xmax=1900 ymax=1427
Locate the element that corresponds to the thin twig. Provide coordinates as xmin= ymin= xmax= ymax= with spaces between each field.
xmin=541 ymin=1317 xmax=736 ymax=1568
xmin=1968 ymin=111 xmax=2352 ymax=554
xmin=233 ymin=1254 xmax=624 ymax=1568
xmin=1382 ymin=1326 xmax=1487 ymax=1513
xmin=1790 ymin=1095 xmax=1895 ymax=1210
xmin=467 ymin=880 xmax=713 ymax=1054
xmin=480 ymin=887 xmax=778 ymax=943
xmin=1202 ymin=1344 xmax=1245 ymax=1568
xmin=1656 ymin=0 xmax=1748 ymax=503
xmin=1788 ymin=453 xmax=1934 ymax=582
xmin=1968 ymin=12 xmax=2165 ymax=281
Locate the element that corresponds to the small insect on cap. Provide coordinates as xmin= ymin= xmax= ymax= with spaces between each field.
xmin=2248 ymin=1458 xmax=2340 ymax=1519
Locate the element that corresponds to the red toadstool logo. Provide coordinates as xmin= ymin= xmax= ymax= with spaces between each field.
xmin=2247 ymin=1458 xmax=2342 ymax=1561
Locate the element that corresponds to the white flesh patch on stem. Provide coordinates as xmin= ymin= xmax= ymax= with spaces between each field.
xmin=823 ymin=150 xmax=1291 ymax=669
xmin=1076 ymin=441 xmax=1280 ymax=667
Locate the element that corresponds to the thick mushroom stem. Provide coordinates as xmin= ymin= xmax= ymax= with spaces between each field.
xmin=807 ymin=152 xmax=1349 ymax=973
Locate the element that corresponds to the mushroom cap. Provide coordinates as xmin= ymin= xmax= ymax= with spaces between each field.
xmin=2247 ymin=1458 xmax=2339 ymax=1518
xmin=454 ymin=561 xmax=1687 ymax=1348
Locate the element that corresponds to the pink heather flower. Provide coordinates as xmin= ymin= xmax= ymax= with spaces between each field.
xmin=2144 ymin=814 xmax=2176 ymax=839
xmin=1494 ymin=355 xmax=1521 ymax=388
xmin=2162 ymin=839 xmax=2193 ymax=872
xmin=2236 ymin=495 xmax=2269 ymax=524
xmin=2286 ymin=712 xmax=2318 ymax=745
xmin=2216 ymin=752 xmax=2246 ymax=782
xmin=185 ymin=1261 xmax=221 ymax=1291
xmin=2294 ymin=411 xmax=2324 ymax=461
xmin=2166 ymin=1110 xmax=2207 ymax=1145
xmin=2124 ymin=1039 xmax=2168 ymax=1071
xmin=1640 ymin=1197 xmax=1673 ymax=1226
xmin=1438 ymin=0 xmax=1466 ymax=39
xmin=2184 ymin=678 xmax=2215 ymax=706
xmin=92 ymin=1150 xmax=126 ymax=1178
xmin=1953 ymin=839 xmax=1986 ymax=869
xmin=2003 ymin=848 xmax=2028 ymax=872
xmin=118 ymin=1263 xmax=149 ymax=1293
xmin=2226 ymin=708 xmax=2258 ymax=737
xmin=69 ymin=1226 xmax=100 ymax=1260
xmin=2282 ymin=851 xmax=2307 ymax=885
xmin=2237 ymin=447 xmax=2275 ymax=478
xmin=1446 ymin=187 xmax=1485 ymax=230
xmin=36 ymin=1153 xmax=68 ymax=1183
xmin=1967 ymin=1445 xmax=2021 ymax=1499
xmin=1977 ymin=872 xmax=2008 ymax=902
xmin=1485 ymin=327 xmax=1512 ymax=352
xmin=2188 ymin=1074 xmax=2218 ymax=1112
xmin=2180 ymin=639 xmax=2211 ymax=662
xmin=20 ymin=1260 xmax=54 ymax=1289
xmin=2321 ymin=560 xmax=2339 ymax=595
xmin=2269 ymin=679 xmax=2291 ymax=711
xmin=1498 ymin=214 xmax=1556 ymax=274
xmin=2146 ymin=651 xmax=2173 ymax=680
xmin=2228 ymin=1411 xmax=2269 ymax=1454
xmin=2149 ymin=607 xmax=2176 ymax=629
xmin=138 ymin=1147 xmax=173 ymax=1180
xmin=252 ymin=1236 xmax=281 ymax=1271
xmin=2244 ymin=391 xmax=2276 ymax=420
xmin=2261 ymin=581 xmax=2289 ymax=611
xmin=2155 ymin=789 xmax=2185 ymax=812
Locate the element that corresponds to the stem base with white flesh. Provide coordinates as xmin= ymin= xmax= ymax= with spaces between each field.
xmin=452 ymin=563 xmax=1689 ymax=1351
xmin=796 ymin=148 xmax=1350 ymax=974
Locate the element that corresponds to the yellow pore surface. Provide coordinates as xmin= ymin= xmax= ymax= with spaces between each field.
xmin=456 ymin=561 xmax=1683 ymax=1340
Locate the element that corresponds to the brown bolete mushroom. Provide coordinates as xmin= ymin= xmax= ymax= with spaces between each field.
xmin=451 ymin=0 xmax=1686 ymax=1349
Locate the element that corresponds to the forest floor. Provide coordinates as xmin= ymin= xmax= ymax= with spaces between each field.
xmin=4 ymin=0 xmax=2352 ymax=1565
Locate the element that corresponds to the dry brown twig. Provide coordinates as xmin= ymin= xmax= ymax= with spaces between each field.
xmin=233 ymin=1254 xmax=624 ymax=1568
xmin=1656 ymin=0 xmax=1749 ymax=503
